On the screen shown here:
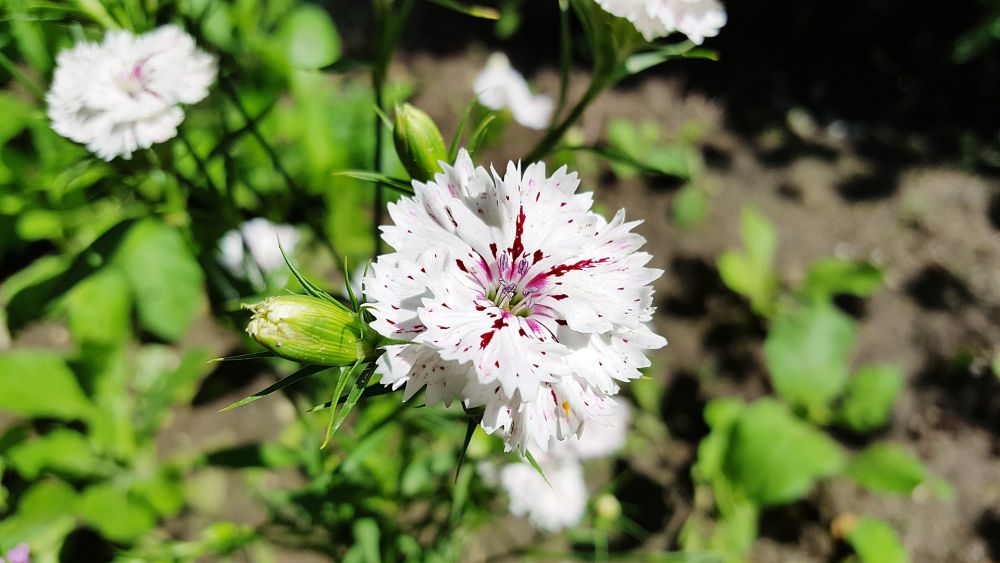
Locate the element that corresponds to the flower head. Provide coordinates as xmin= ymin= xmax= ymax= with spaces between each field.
xmin=595 ymin=0 xmax=727 ymax=44
xmin=47 ymin=25 xmax=216 ymax=160
xmin=474 ymin=53 xmax=554 ymax=130
xmin=365 ymin=150 xmax=664 ymax=453
xmin=219 ymin=218 xmax=299 ymax=280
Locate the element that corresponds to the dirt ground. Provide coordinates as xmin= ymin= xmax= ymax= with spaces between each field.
xmin=401 ymin=53 xmax=1000 ymax=562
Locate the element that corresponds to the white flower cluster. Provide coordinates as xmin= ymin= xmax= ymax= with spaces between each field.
xmin=47 ymin=25 xmax=216 ymax=161
xmin=595 ymin=0 xmax=727 ymax=44
xmin=483 ymin=400 xmax=630 ymax=532
xmin=364 ymin=149 xmax=665 ymax=454
xmin=474 ymin=53 xmax=554 ymax=130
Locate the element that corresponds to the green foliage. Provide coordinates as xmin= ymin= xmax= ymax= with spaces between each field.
xmin=79 ymin=483 xmax=159 ymax=542
xmin=765 ymin=300 xmax=855 ymax=423
xmin=801 ymin=258 xmax=883 ymax=301
xmin=846 ymin=517 xmax=908 ymax=563
xmin=606 ymin=118 xmax=695 ymax=180
xmin=844 ymin=443 xmax=927 ymax=495
xmin=717 ymin=207 xmax=778 ymax=316
xmin=835 ymin=364 xmax=902 ymax=432
xmin=281 ymin=4 xmax=342 ymax=70
xmin=672 ymin=184 xmax=708 ymax=228
xmin=7 ymin=429 xmax=103 ymax=480
xmin=113 ymin=219 xmax=204 ymax=341
xmin=722 ymin=400 xmax=845 ymax=506
xmin=0 ymin=351 xmax=92 ymax=420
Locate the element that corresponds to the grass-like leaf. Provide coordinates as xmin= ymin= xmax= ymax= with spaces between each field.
xmin=454 ymin=417 xmax=478 ymax=483
xmin=524 ymin=450 xmax=550 ymax=486
xmin=277 ymin=239 xmax=349 ymax=311
xmin=220 ymin=364 xmax=331 ymax=412
xmin=209 ymin=351 xmax=276 ymax=363
xmin=321 ymin=360 xmax=366 ymax=448
xmin=448 ymin=98 xmax=479 ymax=161
xmin=467 ymin=114 xmax=497 ymax=157
xmin=334 ymin=170 xmax=414 ymax=194
xmin=426 ymin=0 xmax=500 ymax=20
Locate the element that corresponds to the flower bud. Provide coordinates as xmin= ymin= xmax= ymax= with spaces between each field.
xmin=393 ymin=103 xmax=448 ymax=182
xmin=245 ymin=295 xmax=377 ymax=366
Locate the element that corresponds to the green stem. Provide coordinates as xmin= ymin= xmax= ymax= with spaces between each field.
xmin=526 ymin=74 xmax=610 ymax=162
xmin=555 ymin=0 xmax=572 ymax=119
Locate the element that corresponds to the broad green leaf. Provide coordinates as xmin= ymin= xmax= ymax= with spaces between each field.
xmin=0 ymin=479 xmax=78 ymax=547
xmin=62 ymin=266 xmax=131 ymax=347
xmin=846 ymin=517 xmax=908 ymax=563
xmin=79 ymin=483 xmax=158 ymax=542
xmin=0 ymin=351 xmax=92 ymax=420
xmin=717 ymin=207 xmax=778 ymax=315
xmin=15 ymin=209 xmax=62 ymax=241
xmin=692 ymin=398 xmax=745 ymax=484
xmin=844 ymin=443 xmax=927 ymax=495
xmin=765 ymin=301 xmax=855 ymax=423
xmin=131 ymin=470 xmax=185 ymax=517
xmin=672 ymin=184 xmax=707 ymax=228
xmin=723 ymin=400 xmax=845 ymax=506
xmin=8 ymin=429 xmax=103 ymax=479
xmin=801 ymin=259 xmax=883 ymax=301
xmin=282 ymin=5 xmax=342 ymax=70
xmin=113 ymin=220 xmax=204 ymax=341
xmin=835 ymin=365 xmax=902 ymax=433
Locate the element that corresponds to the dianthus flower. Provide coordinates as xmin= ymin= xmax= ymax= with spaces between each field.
xmin=474 ymin=53 xmax=553 ymax=130
xmin=47 ymin=25 xmax=216 ymax=160
xmin=365 ymin=150 xmax=664 ymax=452
xmin=595 ymin=0 xmax=727 ymax=44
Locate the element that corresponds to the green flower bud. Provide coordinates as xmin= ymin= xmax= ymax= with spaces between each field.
xmin=393 ymin=103 xmax=448 ymax=182
xmin=245 ymin=295 xmax=377 ymax=366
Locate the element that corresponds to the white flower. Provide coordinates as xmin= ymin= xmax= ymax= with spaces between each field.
xmin=473 ymin=53 xmax=554 ymax=130
xmin=499 ymin=457 xmax=587 ymax=532
xmin=486 ymin=402 xmax=631 ymax=532
xmin=47 ymin=24 xmax=217 ymax=161
xmin=364 ymin=150 xmax=665 ymax=453
xmin=595 ymin=0 xmax=727 ymax=44
xmin=219 ymin=218 xmax=299 ymax=281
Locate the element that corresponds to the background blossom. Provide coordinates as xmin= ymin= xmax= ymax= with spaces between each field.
xmin=47 ymin=25 xmax=216 ymax=160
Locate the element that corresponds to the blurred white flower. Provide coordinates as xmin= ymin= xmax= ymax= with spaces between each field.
xmin=488 ymin=400 xmax=631 ymax=532
xmin=365 ymin=150 xmax=664 ymax=453
xmin=474 ymin=53 xmax=554 ymax=130
xmin=595 ymin=0 xmax=727 ymax=44
xmin=219 ymin=218 xmax=299 ymax=281
xmin=47 ymin=24 xmax=217 ymax=161
xmin=500 ymin=457 xmax=587 ymax=532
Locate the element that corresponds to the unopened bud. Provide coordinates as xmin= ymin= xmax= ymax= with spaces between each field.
xmin=245 ymin=295 xmax=377 ymax=366
xmin=393 ymin=103 xmax=448 ymax=182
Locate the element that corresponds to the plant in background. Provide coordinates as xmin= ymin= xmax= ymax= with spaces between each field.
xmin=680 ymin=206 xmax=952 ymax=563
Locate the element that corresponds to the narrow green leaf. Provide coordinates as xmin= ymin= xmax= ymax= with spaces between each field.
xmin=209 ymin=351 xmax=277 ymax=363
xmin=321 ymin=360 xmax=365 ymax=448
xmin=454 ymin=416 xmax=478 ymax=482
xmin=221 ymin=365 xmax=331 ymax=412
xmin=344 ymin=256 xmax=360 ymax=312
xmin=449 ymin=98 xmax=479 ymax=161
xmin=426 ymin=0 xmax=500 ymax=20
xmin=524 ymin=450 xmax=550 ymax=486
xmin=278 ymin=239 xmax=348 ymax=310
xmin=466 ymin=113 xmax=497 ymax=157
xmin=334 ymin=170 xmax=414 ymax=193
xmin=329 ymin=361 xmax=380 ymax=442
